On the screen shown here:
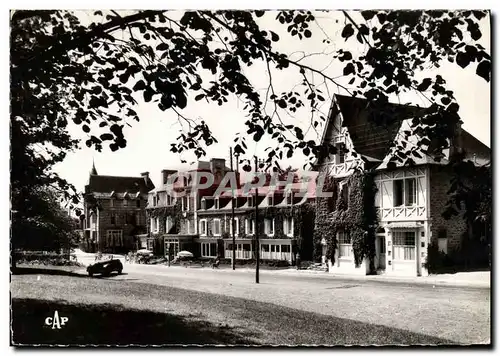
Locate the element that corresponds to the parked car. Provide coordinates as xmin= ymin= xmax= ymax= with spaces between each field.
xmin=87 ymin=259 xmax=123 ymax=277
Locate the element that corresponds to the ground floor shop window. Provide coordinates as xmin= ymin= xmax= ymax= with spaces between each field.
xmin=164 ymin=240 xmax=180 ymax=258
xmin=393 ymin=231 xmax=416 ymax=260
xmin=338 ymin=230 xmax=352 ymax=257
xmin=225 ymin=242 xmax=252 ymax=259
xmin=106 ymin=230 xmax=123 ymax=246
xmin=201 ymin=242 xmax=217 ymax=257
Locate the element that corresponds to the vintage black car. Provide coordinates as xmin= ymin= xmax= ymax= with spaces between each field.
xmin=87 ymin=259 xmax=123 ymax=277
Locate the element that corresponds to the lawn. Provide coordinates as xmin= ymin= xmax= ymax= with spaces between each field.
xmin=11 ymin=271 xmax=455 ymax=346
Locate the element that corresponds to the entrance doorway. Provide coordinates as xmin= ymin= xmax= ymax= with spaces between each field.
xmin=376 ymin=234 xmax=386 ymax=271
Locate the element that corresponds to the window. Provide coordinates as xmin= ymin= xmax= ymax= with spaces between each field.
xmin=340 ymin=182 xmax=349 ymax=206
xmin=215 ymin=198 xmax=220 ymax=210
xmin=213 ymin=219 xmax=221 ymax=236
xmin=229 ymin=218 xmax=239 ymax=236
xmin=281 ymin=245 xmax=291 ymax=253
xmin=199 ymin=219 xmax=207 ymax=236
xmin=151 ymin=217 xmax=159 ymax=233
xmin=248 ymin=196 xmax=253 ymax=207
xmin=267 ymin=195 xmax=274 ymax=206
xmin=265 ymin=218 xmax=275 ymax=236
xmin=123 ymin=199 xmax=128 ymax=207
xmin=201 ymin=199 xmax=206 ymax=210
xmin=110 ymin=214 xmax=116 ymax=225
xmin=283 ymin=217 xmax=294 ymax=237
xmin=245 ymin=219 xmax=255 ymax=235
xmin=136 ymin=200 xmax=141 ymax=208
xmin=336 ymin=143 xmax=346 ymax=164
xmin=147 ymin=239 xmax=154 ymax=251
xmin=393 ymin=231 xmax=416 ymax=260
xmin=394 ymin=178 xmax=417 ymax=207
xmin=106 ymin=230 xmax=123 ymax=246
xmin=261 ymin=244 xmax=270 ymax=252
xmin=202 ymin=242 xmax=217 ymax=257
xmin=338 ymin=230 xmax=352 ymax=258
xmin=286 ymin=193 xmax=293 ymax=205
xmin=110 ymin=199 xmax=114 ymax=208
xmin=405 ymin=179 xmax=416 ymax=206
xmin=153 ymin=196 xmax=157 ymax=207
xmin=182 ymin=196 xmax=189 ymax=211
xmin=166 ymin=217 xmax=173 ymax=234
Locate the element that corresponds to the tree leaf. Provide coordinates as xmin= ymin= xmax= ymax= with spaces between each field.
xmin=132 ymin=80 xmax=146 ymax=91
xmin=343 ymin=62 xmax=355 ymax=76
xmin=341 ymin=24 xmax=354 ymax=40
xmin=456 ymin=52 xmax=471 ymax=69
xmin=476 ymin=60 xmax=491 ymax=82
xmin=417 ymin=78 xmax=432 ymax=91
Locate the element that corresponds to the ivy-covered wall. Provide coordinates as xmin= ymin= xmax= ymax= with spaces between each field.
xmin=146 ymin=200 xmax=182 ymax=236
xmin=246 ymin=203 xmax=316 ymax=260
xmin=313 ymin=170 xmax=378 ymax=269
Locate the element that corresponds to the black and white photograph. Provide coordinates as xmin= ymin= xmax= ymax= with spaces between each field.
xmin=8 ymin=5 xmax=492 ymax=348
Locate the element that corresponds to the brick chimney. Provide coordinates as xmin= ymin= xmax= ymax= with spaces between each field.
xmin=140 ymin=172 xmax=150 ymax=186
xmin=210 ymin=158 xmax=226 ymax=183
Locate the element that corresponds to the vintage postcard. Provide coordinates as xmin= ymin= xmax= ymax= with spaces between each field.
xmin=9 ymin=7 xmax=491 ymax=347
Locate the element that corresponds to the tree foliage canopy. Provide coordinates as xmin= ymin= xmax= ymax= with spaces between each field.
xmin=10 ymin=9 xmax=490 ymax=218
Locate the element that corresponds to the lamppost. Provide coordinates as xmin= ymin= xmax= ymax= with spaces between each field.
xmin=254 ymin=156 xmax=263 ymax=284
xmin=230 ymin=147 xmax=236 ymax=270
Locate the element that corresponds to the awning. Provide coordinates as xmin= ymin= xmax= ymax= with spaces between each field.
xmin=386 ymin=222 xmax=423 ymax=229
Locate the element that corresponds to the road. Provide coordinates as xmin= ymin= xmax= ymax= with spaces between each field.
xmin=11 ymin=260 xmax=491 ymax=345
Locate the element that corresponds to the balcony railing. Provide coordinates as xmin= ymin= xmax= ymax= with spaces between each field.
xmin=377 ymin=206 xmax=426 ymax=221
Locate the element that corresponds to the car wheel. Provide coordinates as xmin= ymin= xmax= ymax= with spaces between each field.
xmin=118 ymin=268 xmax=122 ymax=274
xmin=88 ymin=271 xmax=93 ymax=277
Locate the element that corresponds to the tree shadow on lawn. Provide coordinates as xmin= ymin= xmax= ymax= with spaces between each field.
xmin=11 ymin=298 xmax=257 ymax=346
xmin=11 ymin=267 xmax=87 ymax=278
xmin=11 ymin=267 xmax=135 ymax=280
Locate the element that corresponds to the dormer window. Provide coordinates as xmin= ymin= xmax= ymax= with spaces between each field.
xmin=247 ymin=196 xmax=253 ymax=207
xmin=267 ymin=195 xmax=273 ymax=206
xmin=286 ymin=192 xmax=293 ymax=205
xmin=153 ymin=196 xmax=157 ymax=207
xmin=123 ymin=199 xmax=128 ymax=207
xmin=201 ymin=199 xmax=206 ymax=210
xmin=215 ymin=198 xmax=220 ymax=210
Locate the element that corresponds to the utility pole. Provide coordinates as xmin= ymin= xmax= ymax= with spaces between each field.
xmin=230 ymin=147 xmax=236 ymax=270
xmin=254 ymin=156 xmax=260 ymax=284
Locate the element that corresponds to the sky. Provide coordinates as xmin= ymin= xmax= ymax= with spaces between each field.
xmin=51 ymin=10 xmax=491 ymax=193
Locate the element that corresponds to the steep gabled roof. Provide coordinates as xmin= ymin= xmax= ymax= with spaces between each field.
xmin=86 ymin=175 xmax=155 ymax=195
xmin=334 ymin=94 xmax=423 ymax=161
xmin=322 ymin=94 xmax=490 ymax=168
xmin=460 ymin=129 xmax=490 ymax=165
